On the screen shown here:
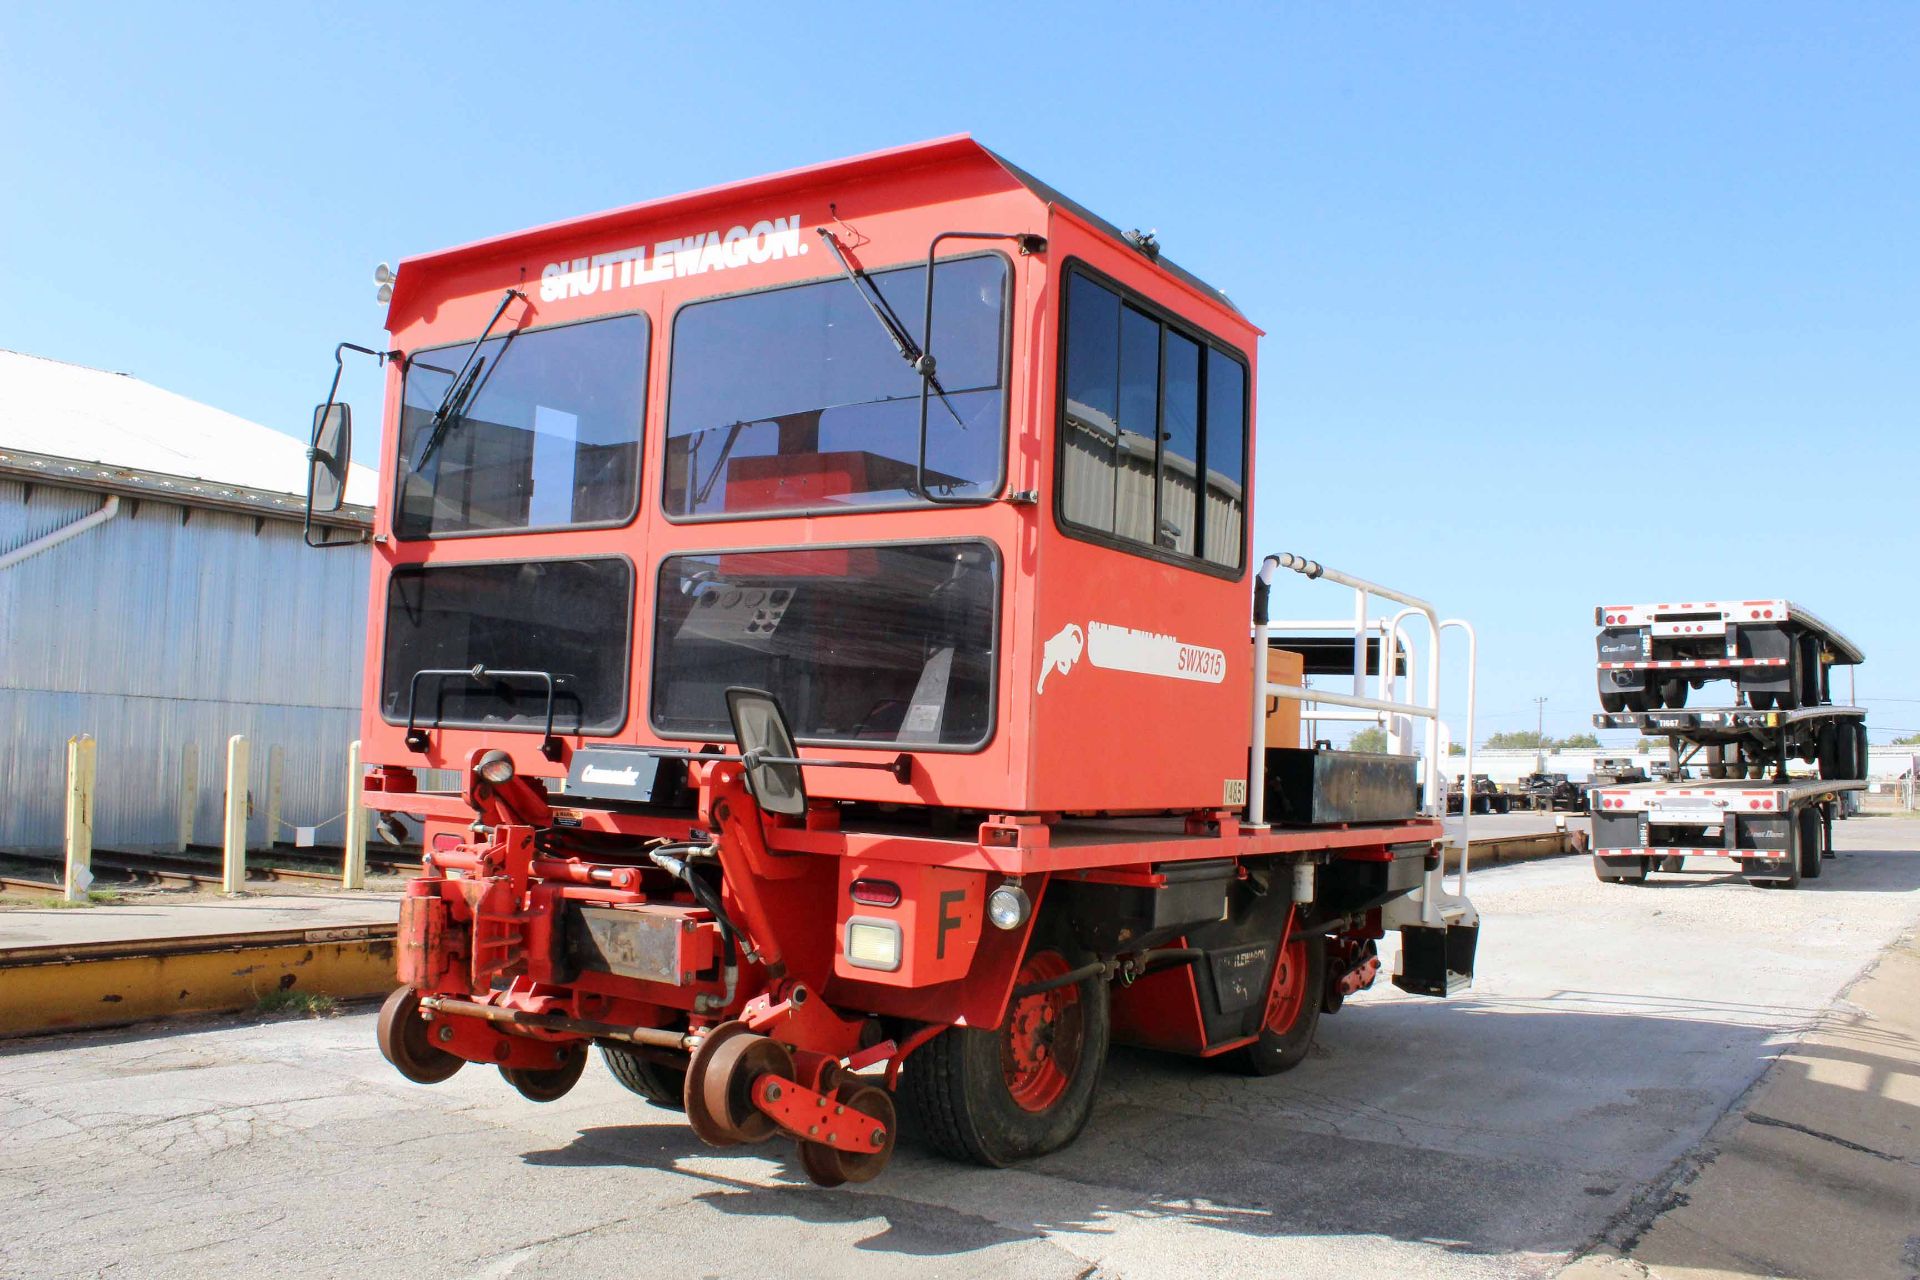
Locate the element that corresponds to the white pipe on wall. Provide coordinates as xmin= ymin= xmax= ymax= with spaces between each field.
xmin=0 ymin=495 xmax=120 ymax=572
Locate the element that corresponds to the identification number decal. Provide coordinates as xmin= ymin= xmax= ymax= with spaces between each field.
xmin=1036 ymin=620 xmax=1228 ymax=694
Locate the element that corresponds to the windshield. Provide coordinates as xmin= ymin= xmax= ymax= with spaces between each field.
xmin=664 ymin=255 xmax=1007 ymax=518
xmin=651 ymin=541 xmax=998 ymax=748
xmin=395 ymin=313 xmax=648 ymax=539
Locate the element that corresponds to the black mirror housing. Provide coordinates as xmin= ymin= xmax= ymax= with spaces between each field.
xmin=725 ymin=687 xmax=807 ymax=817
xmin=308 ymin=402 xmax=351 ymax=513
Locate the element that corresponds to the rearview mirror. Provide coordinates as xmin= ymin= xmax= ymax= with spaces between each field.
xmin=725 ymin=687 xmax=807 ymax=817
xmin=308 ymin=402 xmax=351 ymax=513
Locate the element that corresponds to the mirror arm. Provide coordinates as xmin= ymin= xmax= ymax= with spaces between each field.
xmin=914 ymin=230 xmax=1046 ymax=506
xmin=304 ymin=342 xmax=393 ymax=549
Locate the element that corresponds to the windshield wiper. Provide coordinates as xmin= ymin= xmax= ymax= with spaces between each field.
xmin=410 ymin=288 xmax=524 ymax=471
xmin=815 ymin=229 xmax=966 ymax=431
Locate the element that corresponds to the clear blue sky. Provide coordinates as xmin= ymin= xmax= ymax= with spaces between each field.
xmin=4 ymin=3 xmax=1915 ymax=746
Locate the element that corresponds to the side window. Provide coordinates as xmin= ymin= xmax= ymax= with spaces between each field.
xmin=1058 ymin=268 xmax=1247 ymax=571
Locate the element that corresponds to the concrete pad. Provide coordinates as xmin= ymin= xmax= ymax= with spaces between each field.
xmin=1 ymin=821 xmax=1916 ymax=1278
xmin=1576 ymin=928 xmax=1920 ymax=1280
xmin=0 ymin=892 xmax=399 ymax=952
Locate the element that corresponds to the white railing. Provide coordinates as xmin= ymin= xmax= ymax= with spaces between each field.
xmin=1246 ymin=553 xmax=1479 ymax=922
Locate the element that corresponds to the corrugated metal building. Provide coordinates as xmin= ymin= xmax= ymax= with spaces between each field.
xmin=0 ymin=349 xmax=377 ymax=850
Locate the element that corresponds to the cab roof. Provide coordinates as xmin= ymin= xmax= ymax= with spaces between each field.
xmin=389 ymin=135 xmax=1243 ymax=322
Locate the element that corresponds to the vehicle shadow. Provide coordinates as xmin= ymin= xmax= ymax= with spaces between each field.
xmin=515 ymin=975 xmax=1920 ymax=1265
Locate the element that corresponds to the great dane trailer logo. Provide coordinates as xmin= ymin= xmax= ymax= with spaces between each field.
xmin=1036 ymin=621 xmax=1225 ymax=694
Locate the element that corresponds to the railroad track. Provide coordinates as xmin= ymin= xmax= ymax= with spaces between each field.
xmin=0 ymin=846 xmax=418 ymax=896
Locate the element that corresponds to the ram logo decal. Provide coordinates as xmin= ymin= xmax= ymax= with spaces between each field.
xmin=1036 ymin=623 xmax=1085 ymax=694
xmin=1036 ymin=619 xmax=1228 ymax=694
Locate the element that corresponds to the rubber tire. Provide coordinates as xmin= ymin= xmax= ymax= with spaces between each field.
xmin=1595 ymin=856 xmax=1650 ymax=885
xmin=1798 ymin=807 xmax=1823 ymax=881
xmin=1799 ymin=637 xmax=1824 ymax=708
xmin=899 ymin=944 xmax=1111 ymax=1168
xmin=1659 ymin=679 xmax=1688 ymax=709
xmin=1599 ymin=690 xmax=1628 ymax=714
xmin=1641 ymin=682 xmax=1664 ymax=710
xmin=1625 ymin=688 xmax=1653 ymax=712
xmin=1227 ymin=936 xmax=1327 ymax=1076
xmin=1750 ymin=689 xmax=1774 ymax=711
xmin=1851 ymin=722 xmax=1869 ymax=782
xmin=600 ymin=1042 xmax=688 ymax=1111
xmin=1776 ymin=648 xmax=1803 ymax=711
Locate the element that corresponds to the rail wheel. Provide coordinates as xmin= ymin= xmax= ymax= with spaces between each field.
xmin=600 ymin=1042 xmax=687 ymax=1111
xmin=376 ymin=987 xmax=463 ymax=1085
xmin=684 ymin=1021 xmax=793 ymax=1147
xmin=502 ymin=1043 xmax=588 ymax=1102
xmin=796 ymin=1081 xmax=897 ymax=1188
xmin=1229 ymin=934 xmax=1326 ymax=1076
xmin=899 ymin=942 xmax=1110 ymax=1168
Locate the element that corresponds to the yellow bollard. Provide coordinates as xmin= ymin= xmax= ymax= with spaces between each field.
xmin=342 ymin=740 xmax=367 ymax=890
xmin=63 ymin=735 xmax=96 ymax=904
xmin=176 ymin=742 xmax=197 ymax=853
xmin=264 ymin=744 xmax=284 ymax=851
xmin=223 ymin=734 xmax=249 ymax=894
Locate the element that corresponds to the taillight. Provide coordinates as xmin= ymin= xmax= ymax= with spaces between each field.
xmin=850 ymin=878 xmax=901 ymax=907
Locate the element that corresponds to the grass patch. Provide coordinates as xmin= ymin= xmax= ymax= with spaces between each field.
xmin=254 ymin=989 xmax=339 ymax=1019
xmin=25 ymin=890 xmax=121 ymax=909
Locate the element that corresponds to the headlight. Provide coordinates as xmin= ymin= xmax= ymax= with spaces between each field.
xmin=476 ymin=751 xmax=515 ymax=785
xmin=986 ymin=883 xmax=1031 ymax=930
xmin=845 ymin=918 xmax=902 ymax=971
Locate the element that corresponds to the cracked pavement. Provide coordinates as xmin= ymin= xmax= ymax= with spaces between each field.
xmin=3 ymin=820 xmax=1917 ymax=1279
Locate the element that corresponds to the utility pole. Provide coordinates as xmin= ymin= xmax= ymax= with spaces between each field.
xmin=1534 ymin=696 xmax=1548 ymax=773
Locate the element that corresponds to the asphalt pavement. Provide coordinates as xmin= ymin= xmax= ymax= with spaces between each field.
xmin=3 ymin=819 xmax=1916 ymax=1279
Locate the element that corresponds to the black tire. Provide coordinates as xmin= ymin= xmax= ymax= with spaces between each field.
xmin=1799 ymin=637 xmax=1824 ymax=708
xmin=1750 ymin=689 xmax=1774 ymax=711
xmin=1625 ymin=688 xmax=1653 ymax=712
xmin=1227 ymin=936 xmax=1327 ymax=1076
xmin=1797 ymin=807 xmax=1823 ymax=881
xmin=1776 ymin=647 xmax=1803 ymax=711
xmin=900 ymin=941 xmax=1110 ymax=1168
xmin=1595 ymin=856 xmax=1650 ymax=884
xmin=1852 ymin=722 xmax=1869 ymax=782
xmin=1599 ymin=689 xmax=1628 ymax=714
xmin=600 ymin=1042 xmax=688 ymax=1110
xmin=1641 ymin=682 xmax=1664 ymax=710
xmin=1659 ymin=679 xmax=1688 ymax=709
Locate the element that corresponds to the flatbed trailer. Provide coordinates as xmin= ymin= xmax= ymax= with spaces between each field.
xmin=1589 ymin=777 xmax=1865 ymax=887
xmin=1594 ymin=599 xmax=1864 ymax=712
xmin=301 ymin=137 xmax=1480 ymax=1186
xmin=1593 ymin=706 xmax=1869 ymax=781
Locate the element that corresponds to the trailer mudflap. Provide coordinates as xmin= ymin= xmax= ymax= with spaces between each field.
xmin=1393 ymin=923 xmax=1477 ymax=997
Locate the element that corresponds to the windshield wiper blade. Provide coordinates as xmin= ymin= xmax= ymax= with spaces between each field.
xmin=410 ymin=288 xmax=524 ymax=472
xmin=412 ymin=355 xmax=486 ymax=470
xmin=814 ymin=229 xmax=966 ymax=430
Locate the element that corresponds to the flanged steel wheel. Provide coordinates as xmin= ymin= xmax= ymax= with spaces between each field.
xmin=684 ymin=1021 xmax=793 ymax=1147
xmin=796 ymin=1081 xmax=897 ymax=1188
xmin=502 ymin=1044 xmax=588 ymax=1102
xmin=376 ymin=987 xmax=463 ymax=1085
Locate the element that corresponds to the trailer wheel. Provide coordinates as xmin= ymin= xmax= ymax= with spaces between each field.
xmin=899 ymin=943 xmax=1110 ymax=1168
xmin=1797 ymin=807 xmax=1823 ymax=881
xmin=502 ymin=1044 xmax=588 ymax=1102
xmin=1749 ymin=689 xmax=1773 ymax=711
xmin=1798 ymin=637 xmax=1824 ymax=707
xmin=1228 ymin=935 xmax=1327 ymax=1076
xmin=1599 ymin=690 xmax=1627 ymax=714
xmin=599 ymin=1043 xmax=687 ymax=1111
xmin=1658 ymin=679 xmax=1687 ymax=709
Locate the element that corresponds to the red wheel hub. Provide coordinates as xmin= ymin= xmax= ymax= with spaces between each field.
xmin=1001 ymin=951 xmax=1084 ymax=1113
xmin=1262 ymin=937 xmax=1310 ymax=1036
